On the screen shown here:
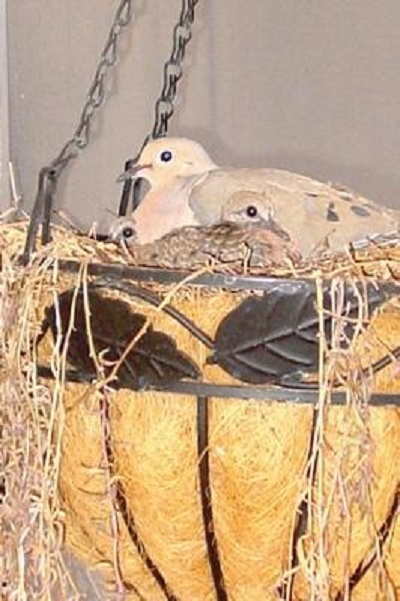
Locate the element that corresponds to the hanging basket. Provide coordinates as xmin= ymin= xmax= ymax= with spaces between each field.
xmin=3 ymin=221 xmax=400 ymax=600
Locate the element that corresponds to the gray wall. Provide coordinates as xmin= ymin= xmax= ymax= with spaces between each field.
xmin=7 ymin=1 xmax=400 ymax=231
xmin=1 ymin=0 xmax=10 ymax=207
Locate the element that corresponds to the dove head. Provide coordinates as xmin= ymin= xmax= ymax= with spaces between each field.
xmin=222 ymin=191 xmax=273 ymax=225
xmin=124 ymin=138 xmax=217 ymax=187
xmin=223 ymin=191 xmax=291 ymax=241
xmin=108 ymin=216 xmax=137 ymax=245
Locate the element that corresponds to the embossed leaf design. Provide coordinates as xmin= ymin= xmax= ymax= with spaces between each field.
xmin=210 ymin=281 xmax=394 ymax=385
xmin=40 ymin=288 xmax=200 ymax=389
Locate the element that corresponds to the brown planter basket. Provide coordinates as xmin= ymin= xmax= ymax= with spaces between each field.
xmin=3 ymin=222 xmax=400 ymax=600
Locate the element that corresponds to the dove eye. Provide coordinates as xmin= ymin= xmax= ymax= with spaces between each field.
xmin=122 ymin=226 xmax=135 ymax=240
xmin=160 ymin=150 xmax=173 ymax=163
xmin=246 ymin=205 xmax=258 ymax=218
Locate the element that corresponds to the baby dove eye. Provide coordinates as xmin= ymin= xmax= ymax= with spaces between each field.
xmin=246 ymin=205 xmax=258 ymax=218
xmin=160 ymin=150 xmax=173 ymax=163
xmin=122 ymin=226 xmax=135 ymax=240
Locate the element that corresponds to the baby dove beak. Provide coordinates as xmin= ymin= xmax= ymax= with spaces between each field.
xmin=117 ymin=163 xmax=151 ymax=183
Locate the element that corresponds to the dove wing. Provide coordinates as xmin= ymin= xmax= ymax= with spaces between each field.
xmin=189 ymin=168 xmax=400 ymax=254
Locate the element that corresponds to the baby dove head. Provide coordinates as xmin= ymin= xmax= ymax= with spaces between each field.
xmin=223 ymin=191 xmax=291 ymax=241
xmin=122 ymin=138 xmax=217 ymax=186
xmin=222 ymin=191 xmax=274 ymax=225
xmin=108 ymin=216 xmax=137 ymax=245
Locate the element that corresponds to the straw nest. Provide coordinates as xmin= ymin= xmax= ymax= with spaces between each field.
xmin=2 ymin=218 xmax=400 ymax=600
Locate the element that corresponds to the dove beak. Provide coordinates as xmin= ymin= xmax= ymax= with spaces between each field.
xmin=117 ymin=163 xmax=152 ymax=183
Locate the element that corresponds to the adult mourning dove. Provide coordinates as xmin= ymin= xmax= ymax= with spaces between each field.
xmin=119 ymin=137 xmax=400 ymax=254
xmin=109 ymin=214 xmax=300 ymax=270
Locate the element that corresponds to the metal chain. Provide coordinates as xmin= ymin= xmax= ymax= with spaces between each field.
xmin=118 ymin=0 xmax=200 ymax=216
xmin=51 ymin=0 xmax=133 ymax=176
xmin=152 ymin=0 xmax=200 ymax=140
xmin=23 ymin=0 xmax=200 ymax=261
xmin=22 ymin=0 xmax=133 ymax=262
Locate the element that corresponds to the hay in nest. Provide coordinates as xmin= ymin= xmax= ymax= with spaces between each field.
xmin=2 ymin=217 xmax=400 ymax=600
